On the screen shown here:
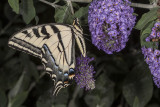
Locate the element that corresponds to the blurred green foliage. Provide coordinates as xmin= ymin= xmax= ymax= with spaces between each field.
xmin=0 ymin=0 xmax=160 ymax=107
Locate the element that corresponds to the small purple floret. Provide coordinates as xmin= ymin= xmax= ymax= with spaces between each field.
xmin=153 ymin=76 xmax=160 ymax=88
xmin=74 ymin=55 xmax=96 ymax=90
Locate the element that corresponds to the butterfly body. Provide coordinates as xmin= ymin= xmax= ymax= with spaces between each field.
xmin=8 ymin=19 xmax=86 ymax=95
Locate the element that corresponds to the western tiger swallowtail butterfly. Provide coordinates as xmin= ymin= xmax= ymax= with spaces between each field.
xmin=8 ymin=18 xmax=86 ymax=95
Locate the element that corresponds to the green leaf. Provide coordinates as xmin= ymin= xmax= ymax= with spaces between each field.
xmin=27 ymin=62 xmax=39 ymax=81
xmin=149 ymin=0 xmax=157 ymax=4
xmin=74 ymin=6 xmax=89 ymax=18
xmin=140 ymin=33 xmax=157 ymax=48
xmin=133 ymin=97 xmax=140 ymax=107
xmin=135 ymin=8 xmax=158 ymax=30
xmin=123 ymin=62 xmax=153 ymax=107
xmin=0 ymin=90 xmax=7 ymax=107
xmin=74 ymin=5 xmax=89 ymax=24
xmin=140 ymin=21 xmax=158 ymax=48
xmin=8 ymin=0 xmax=19 ymax=14
xmin=72 ymin=2 xmax=80 ymax=9
xmin=54 ymin=104 xmax=66 ymax=107
xmin=146 ymin=103 xmax=160 ymax=107
xmin=8 ymin=71 xmax=25 ymax=99
xmin=8 ymin=91 xmax=29 ymax=107
xmin=20 ymin=0 xmax=36 ymax=24
xmin=54 ymin=6 xmax=73 ymax=24
xmin=36 ymin=92 xmax=54 ymax=107
xmin=4 ymin=49 xmax=16 ymax=60
xmin=85 ymin=74 xmax=114 ymax=107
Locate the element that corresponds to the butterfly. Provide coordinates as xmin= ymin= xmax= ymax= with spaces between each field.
xmin=8 ymin=18 xmax=86 ymax=95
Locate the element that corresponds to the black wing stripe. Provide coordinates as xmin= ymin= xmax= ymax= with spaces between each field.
xmin=53 ymin=81 xmax=63 ymax=95
xmin=78 ymin=36 xmax=84 ymax=51
xmin=50 ymin=25 xmax=59 ymax=33
xmin=22 ymin=30 xmax=32 ymax=38
xmin=22 ymin=30 xmax=28 ymax=35
xmin=9 ymin=44 xmax=39 ymax=57
xmin=50 ymin=25 xmax=69 ymax=65
xmin=33 ymin=28 xmax=40 ymax=37
xmin=41 ymin=26 xmax=50 ymax=39
xmin=13 ymin=37 xmax=41 ymax=50
xmin=57 ymin=43 xmax=62 ymax=52
xmin=57 ymin=32 xmax=69 ymax=65
xmin=10 ymin=37 xmax=41 ymax=54
xmin=70 ymin=28 xmax=75 ymax=66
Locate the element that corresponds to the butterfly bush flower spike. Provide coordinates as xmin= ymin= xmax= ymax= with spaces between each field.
xmin=75 ymin=55 xmax=95 ymax=90
xmin=88 ymin=0 xmax=136 ymax=54
xmin=141 ymin=22 xmax=160 ymax=88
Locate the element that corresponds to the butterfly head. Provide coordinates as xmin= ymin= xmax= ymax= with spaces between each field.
xmin=72 ymin=18 xmax=83 ymax=33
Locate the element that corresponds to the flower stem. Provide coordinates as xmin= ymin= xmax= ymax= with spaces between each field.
xmin=39 ymin=0 xmax=61 ymax=8
xmin=66 ymin=0 xmax=74 ymax=15
xmin=39 ymin=0 xmax=74 ymax=15
xmin=69 ymin=0 xmax=91 ymax=3
xmin=131 ymin=3 xmax=160 ymax=9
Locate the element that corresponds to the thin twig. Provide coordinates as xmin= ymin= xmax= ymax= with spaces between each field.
xmin=39 ymin=0 xmax=61 ymax=8
xmin=68 ymin=86 xmax=81 ymax=107
xmin=28 ymin=71 xmax=46 ymax=91
xmin=131 ymin=3 xmax=160 ymax=9
xmin=66 ymin=0 xmax=74 ymax=15
xmin=69 ymin=0 xmax=91 ymax=3
xmin=40 ymin=0 xmax=75 ymax=15
xmin=0 ymin=15 xmax=19 ymax=36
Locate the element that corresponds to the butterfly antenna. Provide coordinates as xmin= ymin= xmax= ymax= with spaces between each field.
xmin=77 ymin=34 xmax=91 ymax=42
xmin=83 ymin=33 xmax=91 ymax=37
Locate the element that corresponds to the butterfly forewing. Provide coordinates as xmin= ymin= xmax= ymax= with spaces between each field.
xmin=8 ymin=25 xmax=54 ymax=57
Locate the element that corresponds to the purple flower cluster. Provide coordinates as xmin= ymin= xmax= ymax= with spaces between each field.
xmin=145 ymin=22 xmax=160 ymax=42
xmin=141 ymin=22 xmax=160 ymax=88
xmin=142 ymin=47 xmax=160 ymax=87
xmin=141 ymin=47 xmax=160 ymax=78
xmin=74 ymin=55 xmax=95 ymax=90
xmin=88 ymin=0 xmax=136 ymax=54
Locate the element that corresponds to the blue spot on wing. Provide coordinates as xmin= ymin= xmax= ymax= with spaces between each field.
xmin=64 ymin=73 xmax=68 ymax=76
xmin=43 ymin=44 xmax=58 ymax=69
xmin=69 ymin=68 xmax=74 ymax=75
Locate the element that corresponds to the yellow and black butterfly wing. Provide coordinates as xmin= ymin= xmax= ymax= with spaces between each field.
xmin=8 ymin=22 xmax=86 ymax=95
xmin=8 ymin=24 xmax=55 ymax=58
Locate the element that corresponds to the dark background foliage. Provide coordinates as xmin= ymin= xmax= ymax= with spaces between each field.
xmin=0 ymin=0 xmax=159 ymax=107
